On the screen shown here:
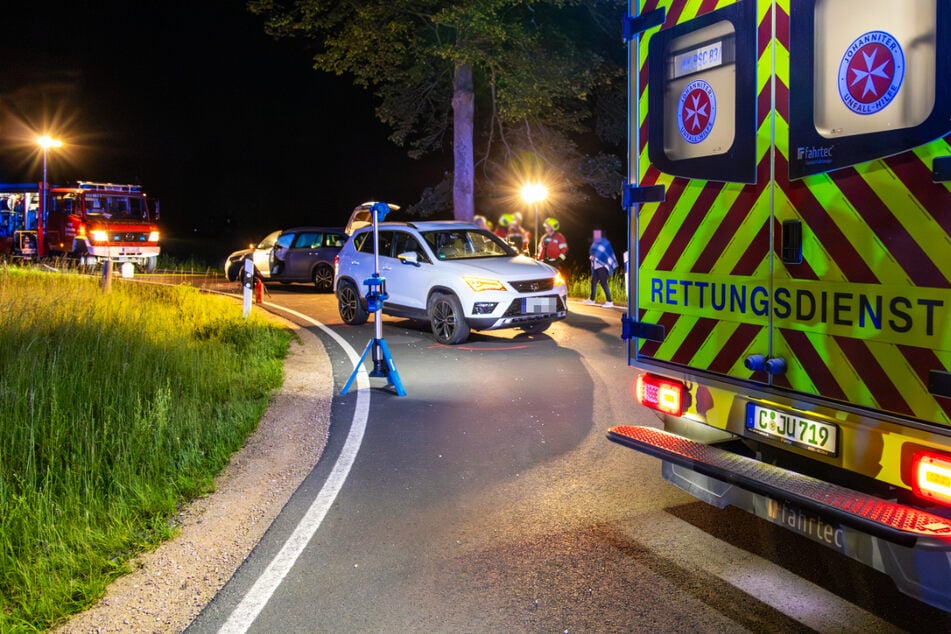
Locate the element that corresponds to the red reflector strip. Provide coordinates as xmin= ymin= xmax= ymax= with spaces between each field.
xmin=636 ymin=374 xmax=685 ymax=417
xmin=913 ymin=451 xmax=951 ymax=506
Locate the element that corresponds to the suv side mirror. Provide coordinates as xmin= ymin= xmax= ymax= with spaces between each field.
xmin=397 ymin=251 xmax=419 ymax=265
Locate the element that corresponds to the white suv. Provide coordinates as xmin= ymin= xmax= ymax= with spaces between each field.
xmin=334 ymin=221 xmax=568 ymax=344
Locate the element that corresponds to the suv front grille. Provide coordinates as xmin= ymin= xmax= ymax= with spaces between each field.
xmin=510 ymin=278 xmax=554 ymax=293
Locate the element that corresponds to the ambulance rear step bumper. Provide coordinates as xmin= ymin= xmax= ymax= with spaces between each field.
xmin=607 ymin=425 xmax=951 ymax=612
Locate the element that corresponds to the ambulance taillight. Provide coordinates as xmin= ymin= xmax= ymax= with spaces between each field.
xmin=912 ymin=451 xmax=951 ymax=506
xmin=635 ymin=374 xmax=686 ymax=417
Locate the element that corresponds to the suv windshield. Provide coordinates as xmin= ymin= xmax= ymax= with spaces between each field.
xmin=422 ymin=229 xmax=515 ymax=260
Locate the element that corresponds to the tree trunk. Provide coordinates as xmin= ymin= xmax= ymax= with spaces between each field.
xmin=451 ymin=62 xmax=475 ymax=222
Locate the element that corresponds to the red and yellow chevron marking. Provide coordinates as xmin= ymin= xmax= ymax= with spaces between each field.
xmin=633 ymin=0 xmax=951 ymax=426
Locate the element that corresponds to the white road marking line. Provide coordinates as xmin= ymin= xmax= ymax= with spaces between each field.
xmin=218 ymin=306 xmax=369 ymax=633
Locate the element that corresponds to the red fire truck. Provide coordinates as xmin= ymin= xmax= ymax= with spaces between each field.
xmin=611 ymin=0 xmax=951 ymax=611
xmin=0 ymin=181 xmax=161 ymax=271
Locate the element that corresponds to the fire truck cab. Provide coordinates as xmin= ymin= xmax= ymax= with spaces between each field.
xmin=45 ymin=181 xmax=160 ymax=272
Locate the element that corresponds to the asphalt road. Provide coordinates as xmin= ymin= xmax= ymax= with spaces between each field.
xmin=186 ymin=282 xmax=951 ymax=633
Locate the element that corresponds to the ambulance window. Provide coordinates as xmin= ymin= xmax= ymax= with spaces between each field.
xmin=812 ymin=0 xmax=936 ymax=138
xmin=662 ymin=20 xmax=737 ymax=161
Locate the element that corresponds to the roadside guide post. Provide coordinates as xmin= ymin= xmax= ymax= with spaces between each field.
xmin=342 ymin=201 xmax=406 ymax=396
xmin=242 ymin=257 xmax=254 ymax=318
xmin=101 ymin=259 xmax=112 ymax=292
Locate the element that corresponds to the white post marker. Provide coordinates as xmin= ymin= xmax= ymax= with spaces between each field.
xmin=242 ymin=258 xmax=254 ymax=318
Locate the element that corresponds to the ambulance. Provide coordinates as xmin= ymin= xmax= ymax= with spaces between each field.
xmin=609 ymin=0 xmax=951 ymax=610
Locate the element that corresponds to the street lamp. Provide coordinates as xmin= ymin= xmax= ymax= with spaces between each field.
xmin=37 ymin=135 xmax=63 ymax=242
xmin=520 ymin=183 xmax=548 ymax=257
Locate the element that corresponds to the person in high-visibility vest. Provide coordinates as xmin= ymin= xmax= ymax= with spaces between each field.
xmin=496 ymin=213 xmax=513 ymax=239
xmin=536 ymin=217 xmax=568 ymax=268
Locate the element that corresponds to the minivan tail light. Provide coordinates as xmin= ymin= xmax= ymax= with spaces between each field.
xmin=635 ymin=374 xmax=685 ymax=417
xmin=912 ymin=450 xmax=951 ymax=506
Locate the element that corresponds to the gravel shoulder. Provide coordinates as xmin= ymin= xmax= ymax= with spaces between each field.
xmin=56 ymin=319 xmax=333 ymax=633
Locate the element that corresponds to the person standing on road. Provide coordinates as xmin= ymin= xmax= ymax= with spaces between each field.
xmin=585 ymin=227 xmax=617 ymax=308
xmin=537 ymin=217 xmax=568 ymax=270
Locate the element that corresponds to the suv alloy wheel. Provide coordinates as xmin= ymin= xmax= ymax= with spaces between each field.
xmin=428 ymin=292 xmax=470 ymax=345
xmin=337 ymin=280 xmax=369 ymax=325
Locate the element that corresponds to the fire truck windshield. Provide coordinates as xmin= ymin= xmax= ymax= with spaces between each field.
xmin=85 ymin=194 xmax=149 ymax=220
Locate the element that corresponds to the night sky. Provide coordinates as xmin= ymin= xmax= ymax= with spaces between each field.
xmin=1 ymin=1 xmax=625 ymax=264
xmin=0 ymin=1 xmax=449 ymax=260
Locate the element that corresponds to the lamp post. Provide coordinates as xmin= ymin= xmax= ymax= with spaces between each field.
xmin=520 ymin=183 xmax=548 ymax=258
xmin=37 ymin=135 xmax=62 ymax=256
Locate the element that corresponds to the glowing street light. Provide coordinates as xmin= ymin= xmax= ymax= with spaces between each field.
xmin=520 ymin=183 xmax=548 ymax=257
xmin=37 ymin=135 xmax=63 ymax=150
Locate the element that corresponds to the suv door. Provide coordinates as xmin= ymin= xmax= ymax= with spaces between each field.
xmin=268 ymin=231 xmax=296 ymax=278
xmin=343 ymin=230 xmax=387 ymax=299
xmin=283 ymin=231 xmax=323 ymax=280
xmin=384 ymin=230 xmax=430 ymax=310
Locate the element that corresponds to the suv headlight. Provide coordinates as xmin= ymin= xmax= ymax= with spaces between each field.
xmin=463 ymin=276 xmax=507 ymax=292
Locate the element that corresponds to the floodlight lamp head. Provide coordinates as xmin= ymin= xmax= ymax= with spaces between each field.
xmin=370 ymin=202 xmax=399 ymax=222
xmin=371 ymin=201 xmax=392 ymax=222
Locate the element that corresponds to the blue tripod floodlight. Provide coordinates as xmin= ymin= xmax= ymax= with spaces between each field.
xmin=342 ymin=201 xmax=406 ymax=396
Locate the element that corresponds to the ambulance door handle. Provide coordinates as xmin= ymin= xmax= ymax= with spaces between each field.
xmin=782 ymin=220 xmax=802 ymax=265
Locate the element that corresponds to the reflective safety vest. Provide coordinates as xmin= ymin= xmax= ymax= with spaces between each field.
xmin=538 ymin=232 xmax=568 ymax=262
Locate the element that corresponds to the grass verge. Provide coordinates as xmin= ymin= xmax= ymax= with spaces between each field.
xmin=0 ymin=266 xmax=291 ymax=631
xmin=566 ymin=265 xmax=628 ymax=303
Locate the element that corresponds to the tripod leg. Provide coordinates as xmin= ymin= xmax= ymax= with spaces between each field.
xmin=376 ymin=338 xmax=406 ymax=396
xmin=341 ymin=338 xmax=375 ymax=395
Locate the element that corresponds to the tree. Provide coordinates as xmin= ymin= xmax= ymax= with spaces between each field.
xmin=248 ymin=0 xmax=625 ymax=221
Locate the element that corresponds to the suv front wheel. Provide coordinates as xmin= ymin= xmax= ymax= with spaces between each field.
xmin=337 ymin=280 xmax=369 ymax=325
xmin=428 ymin=292 xmax=470 ymax=345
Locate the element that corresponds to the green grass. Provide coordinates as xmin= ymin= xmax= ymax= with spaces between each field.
xmin=0 ymin=265 xmax=291 ymax=631
xmin=566 ymin=265 xmax=628 ymax=303
xmin=155 ymin=253 xmax=216 ymax=274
